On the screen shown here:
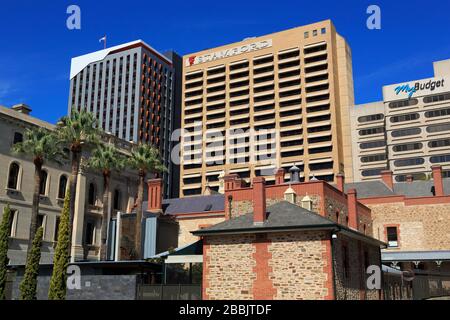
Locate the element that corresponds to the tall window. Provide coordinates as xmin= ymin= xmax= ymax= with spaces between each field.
xmin=386 ymin=226 xmax=399 ymax=248
xmin=54 ymin=217 xmax=60 ymax=242
xmin=58 ymin=175 xmax=68 ymax=199
xmin=7 ymin=163 xmax=20 ymax=190
xmin=342 ymin=245 xmax=350 ymax=279
xmin=113 ymin=189 xmax=121 ymax=211
xmin=85 ymin=221 xmax=95 ymax=245
xmin=88 ymin=183 xmax=96 ymax=206
xmin=39 ymin=170 xmax=48 ymax=195
xmin=8 ymin=209 xmax=17 ymax=237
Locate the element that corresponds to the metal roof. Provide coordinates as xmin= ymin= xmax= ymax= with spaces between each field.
xmin=156 ymin=194 xmax=225 ymax=215
xmin=382 ymin=250 xmax=450 ymax=262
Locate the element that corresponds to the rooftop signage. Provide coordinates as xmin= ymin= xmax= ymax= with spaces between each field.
xmin=185 ymin=39 xmax=273 ymax=67
xmin=383 ymin=76 xmax=449 ymax=101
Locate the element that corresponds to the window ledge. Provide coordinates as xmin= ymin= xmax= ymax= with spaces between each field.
xmin=5 ymin=188 xmax=21 ymax=194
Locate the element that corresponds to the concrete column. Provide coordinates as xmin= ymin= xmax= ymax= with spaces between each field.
xmin=71 ymin=172 xmax=86 ymax=262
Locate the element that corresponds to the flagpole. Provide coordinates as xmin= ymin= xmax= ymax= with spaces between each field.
xmin=104 ymin=35 xmax=107 ymax=49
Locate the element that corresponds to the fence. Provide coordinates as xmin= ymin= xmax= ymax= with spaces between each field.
xmin=137 ymin=284 xmax=202 ymax=300
xmin=383 ymin=270 xmax=450 ymax=300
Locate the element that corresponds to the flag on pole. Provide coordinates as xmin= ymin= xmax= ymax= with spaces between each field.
xmin=99 ymin=35 xmax=107 ymax=49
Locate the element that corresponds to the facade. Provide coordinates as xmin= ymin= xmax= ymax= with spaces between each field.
xmin=68 ymin=40 xmax=182 ymax=198
xmin=0 ymin=104 xmax=139 ymax=264
xmin=180 ymin=20 xmax=355 ymax=197
xmin=192 ymin=174 xmax=383 ymax=300
xmin=351 ymin=59 xmax=450 ymax=182
xmin=344 ymin=168 xmax=450 ymax=279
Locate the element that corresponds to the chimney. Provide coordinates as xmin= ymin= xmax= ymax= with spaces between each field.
xmin=147 ymin=178 xmax=163 ymax=213
xmin=432 ymin=165 xmax=444 ymax=196
xmin=381 ymin=170 xmax=394 ymax=190
xmin=347 ymin=189 xmax=358 ymax=230
xmin=252 ymin=177 xmax=267 ymax=225
xmin=275 ymin=168 xmax=285 ymax=185
xmin=336 ymin=173 xmax=345 ymax=192
xmin=289 ymin=165 xmax=300 ymax=183
xmin=406 ymin=175 xmax=414 ymax=184
xmin=11 ymin=103 xmax=32 ymax=115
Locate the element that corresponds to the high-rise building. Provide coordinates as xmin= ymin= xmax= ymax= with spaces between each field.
xmin=68 ymin=40 xmax=181 ymax=198
xmin=180 ymin=20 xmax=355 ymax=197
xmin=351 ymin=59 xmax=450 ymax=182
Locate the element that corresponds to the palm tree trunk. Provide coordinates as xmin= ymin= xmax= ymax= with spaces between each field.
xmin=67 ymin=148 xmax=81 ymax=258
xmin=27 ymin=159 xmax=42 ymax=257
xmin=100 ymin=171 xmax=110 ymax=261
xmin=134 ymin=170 xmax=146 ymax=259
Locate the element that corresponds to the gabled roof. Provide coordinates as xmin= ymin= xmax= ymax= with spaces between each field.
xmin=192 ymin=201 xmax=338 ymax=235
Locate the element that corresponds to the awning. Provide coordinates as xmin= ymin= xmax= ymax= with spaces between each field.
xmin=153 ymin=240 xmax=203 ymax=264
xmin=382 ymin=250 xmax=450 ymax=262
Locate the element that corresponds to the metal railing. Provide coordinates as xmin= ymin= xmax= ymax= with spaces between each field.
xmin=137 ymin=284 xmax=201 ymax=300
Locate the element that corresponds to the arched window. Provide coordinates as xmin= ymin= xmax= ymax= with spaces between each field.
xmin=58 ymin=175 xmax=68 ymax=199
xmin=88 ymin=183 xmax=96 ymax=206
xmin=7 ymin=163 xmax=20 ymax=190
xmin=113 ymin=189 xmax=121 ymax=211
xmin=13 ymin=132 xmax=23 ymax=144
xmin=39 ymin=170 xmax=48 ymax=195
xmin=335 ymin=211 xmax=340 ymax=223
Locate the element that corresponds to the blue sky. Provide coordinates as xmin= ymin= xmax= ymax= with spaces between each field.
xmin=1 ymin=0 xmax=449 ymax=124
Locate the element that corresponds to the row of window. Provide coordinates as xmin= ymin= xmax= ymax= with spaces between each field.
xmin=359 ymin=123 xmax=450 ymax=137
xmin=7 ymin=162 xmax=124 ymax=210
xmin=388 ymin=92 xmax=450 ymax=109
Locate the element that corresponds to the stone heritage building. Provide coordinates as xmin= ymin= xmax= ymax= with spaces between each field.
xmin=0 ymin=103 xmax=139 ymax=264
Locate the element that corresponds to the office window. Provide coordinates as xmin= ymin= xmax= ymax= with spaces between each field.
xmin=425 ymin=108 xmax=450 ymax=118
xmin=389 ymin=99 xmax=418 ymax=109
xmin=360 ymin=154 xmax=386 ymax=163
xmin=361 ymin=168 xmax=384 ymax=177
xmin=312 ymin=29 xmax=318 ymax=36
xmin=424 ymin=93 xmax=450 ymax=104
xmin=358 ymin=114 xmax=384 ymax=123
xmin=360 ymin=140 xmax=386 ymax=150
xmin=427 ymin=124 xmax=450 ymax=133
xmin=394 ymin=158 xmax=425 ymax=167
xmin=359 ymin=127 xmax=384 ymax=136
xmin=304 ymin=31 xmax=309 ymax=39
xmin=390 ymin=113 xmax=420 ymax=123
xmin=429 ymin=139 xmax=450 ymax=149
xmin=321 ymin=27 xmax=326 ymax=34
xmin=430 ymin=154 xmax=450 ymax=164
xmin=391 ymin=128 xmax=421 ymax=137
xmin=7 ymin=163 xmax=20 ymax=190
xmin=393 ymin=143 xmax=423 ymax=152
xmin=386 ymin=226 xmax=399 ymax=248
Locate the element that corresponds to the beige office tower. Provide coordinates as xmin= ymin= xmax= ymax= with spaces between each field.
xmin=180 ymin=20 xmax=355 ymax=196
xmin=351 ymin=59 xmax=450 ymax=182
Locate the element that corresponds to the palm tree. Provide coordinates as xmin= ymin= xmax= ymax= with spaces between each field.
xmin=56 ymin=108 xmax=100 ymax=258
xmin=128 ymin=144 xmax=166 ymax=259
xmin=87 ymin=144 xmax=125 ymax=260
xmin=12 ymin=128 xmax=65 ymax=255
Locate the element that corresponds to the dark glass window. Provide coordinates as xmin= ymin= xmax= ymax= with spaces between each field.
xmin=424 ymin=93 xmax=450 ymax=104
xmin=429 ymin=139 xmax=450 ymax=148
xmin=425 ymin=108 xmax=450 ymax=118
xmin=393 ymin=143 xmax=423 ymax=152
xmin=390 ymin=113 xmax=420 ymax=123
xmin=113 ymin=189 xmax=121 ymax=210
xmin=13 ymin=132 xmax=23 ymax=144
xmin=361 ymin=154 xmax=386 ymax=163
xmin=361 ymin=168 xmax=384 ymax=177
xmin=360 ymin=140 xmax=386 ymax=150
xmin=391 ymin=128 xmax=421 ymax=137
xmin=394 ymin=158 xmax=425 ymax=167
xmin=430 ymin=154 xmax=450 ymax=164
xmin=358 ymin=114 xmax=384 ymax=123
xmin=427 ymin=124 xmax=450 ymax=133
xmin=389 ymin=99 xmax=418 ymax=109
xmin=359 ymin=127 xmax=384 ymax=136
xmin=85 ymin=221 xmax=95 ymax=245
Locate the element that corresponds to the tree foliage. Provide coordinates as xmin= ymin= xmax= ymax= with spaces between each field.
xmin=0 ymin=205 xmax=12 ymax=300
xmin=19 ymin=226 xmax=43 ymax=300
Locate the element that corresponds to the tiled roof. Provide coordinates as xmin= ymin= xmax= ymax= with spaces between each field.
xmin=149 ymin=194 xmax=225 ymax=215
xmin=192 ymin=201 xmax=337 ymax=235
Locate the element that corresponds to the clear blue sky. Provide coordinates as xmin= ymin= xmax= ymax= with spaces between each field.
xmin=1 ymin=0 xmax=449 ymax=124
